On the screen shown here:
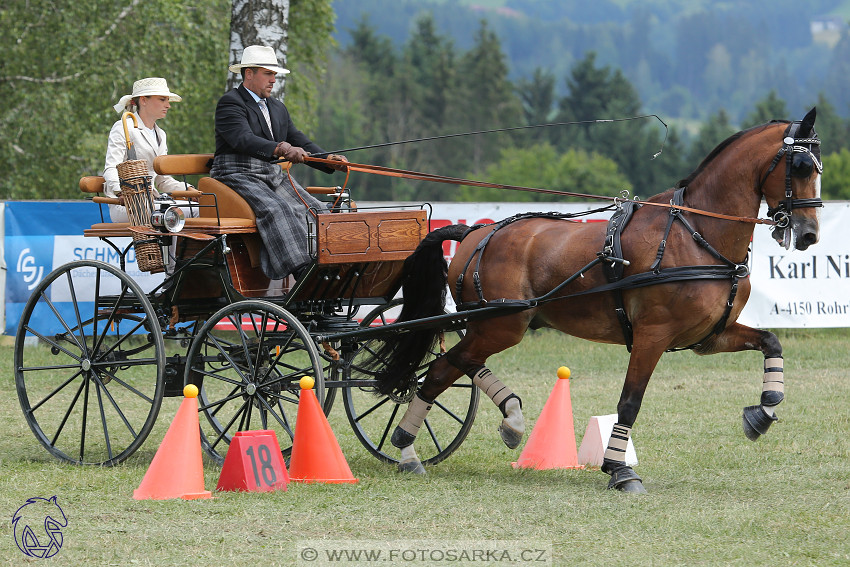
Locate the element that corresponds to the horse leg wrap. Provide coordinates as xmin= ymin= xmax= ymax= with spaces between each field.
xmin=761 ymin=356 xmax=785 ymax=409
xmin=391 ymin=392 xmax=432 ymax=474
xmin=392 ymin=392 xmax=433 ymax=447
xmin=600 ymin=424 xmax=646 ymax=493
xmin=742 ymin=357 xmax=783 ymax=441
xmin=470 ymin=367 xmax=525 ymax=449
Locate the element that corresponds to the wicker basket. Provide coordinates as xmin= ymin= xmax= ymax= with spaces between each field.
xmin=117 ymin=159 xmax=164 ymax=273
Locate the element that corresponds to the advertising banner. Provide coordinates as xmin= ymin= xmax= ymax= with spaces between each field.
xmin=4 ymin=202 xmax=165 ymax=335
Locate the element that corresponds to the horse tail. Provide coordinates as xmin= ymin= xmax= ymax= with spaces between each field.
xmin=371 ymin=224 xmax=472 ymax=396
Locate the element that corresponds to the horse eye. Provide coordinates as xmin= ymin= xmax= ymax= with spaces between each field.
xmin=791 ymin=153 xmax=814 ymax=178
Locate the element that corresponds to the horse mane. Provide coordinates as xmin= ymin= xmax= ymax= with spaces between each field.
xmin=675 ymin=120 xmax=790 ymax=189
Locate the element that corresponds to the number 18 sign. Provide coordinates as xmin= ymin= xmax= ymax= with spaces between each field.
xmin=217 ymin=430 xmax=289 ymax=492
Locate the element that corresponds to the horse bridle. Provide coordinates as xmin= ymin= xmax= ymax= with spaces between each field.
xmin=760 ymin=120 xmax=823 ymax=228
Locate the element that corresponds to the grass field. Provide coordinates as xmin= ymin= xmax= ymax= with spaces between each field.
xmin=1 ymin=329 xmax=849 ymax=566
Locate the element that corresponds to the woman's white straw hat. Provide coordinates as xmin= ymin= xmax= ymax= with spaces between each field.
xmin=113 ymin=77 xmax=182 ymax=113
xmin=228 ymin=45 xmax=290 ymax=75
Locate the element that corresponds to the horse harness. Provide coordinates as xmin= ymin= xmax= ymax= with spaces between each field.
xmin=451 ymin=118 xmax=822 ymax=353
xmin=761 ymin=120 xmax=823 ymax=228
xmin=452 ymin=195 xmax=749 ymax=353
xmin=601 ymin=188 xmax=748 ymax=352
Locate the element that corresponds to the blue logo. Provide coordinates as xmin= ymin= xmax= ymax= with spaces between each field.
xmin=6 ymin=235 xmax=54 ymax=303
xmin=12 ymin=496 xmax=67 ymax=559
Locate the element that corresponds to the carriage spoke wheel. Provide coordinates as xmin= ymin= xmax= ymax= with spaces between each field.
xmin=14 ymin=260 xmax=165 ymax=466
xmin=185 ymin=300 xmax=324 ymax=465
xmin=343 ymin=299 xmax=479 ymax=466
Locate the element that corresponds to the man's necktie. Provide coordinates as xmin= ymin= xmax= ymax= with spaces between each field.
xmin=257 ymin=98 xmax=273 ymax=134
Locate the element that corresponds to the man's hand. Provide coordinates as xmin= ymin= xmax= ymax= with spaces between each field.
xmin=274 ymin=141 xmax=308 ymax=163
xmin=327 ymin=153 xmax=349 ymax=172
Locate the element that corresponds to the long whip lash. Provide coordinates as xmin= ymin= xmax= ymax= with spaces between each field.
xmin=312 ymin=114 xmax=669 ymax=159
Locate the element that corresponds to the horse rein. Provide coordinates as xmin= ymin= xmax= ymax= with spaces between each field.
xmin=303 ymin=120 xmax=820 ymax=228
xmin=303 ymin=156 xmax=782 ymax=226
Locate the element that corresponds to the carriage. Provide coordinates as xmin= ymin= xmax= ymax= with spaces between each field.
xmin=13 ymin=153 xmax=479 ymax=467
xmin=14 ymin=108 xmax=824 ymax=493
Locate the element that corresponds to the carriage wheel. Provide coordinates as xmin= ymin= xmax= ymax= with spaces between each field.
xmin=185 ymin=300 xmax=324 ymax=464
xmin=342 ymin=299 xmax=479 ymax=466
xmin=14 ymin=260 xmax=165 ymax=466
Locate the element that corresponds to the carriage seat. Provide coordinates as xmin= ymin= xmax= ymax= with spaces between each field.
xmin=82 ymin=154 xmax=344 ymax=240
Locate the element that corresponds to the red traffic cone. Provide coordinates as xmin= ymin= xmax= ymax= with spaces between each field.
xmin=134 ymin=385 xmax=212 ymax=500
xmin=513 ymin=366 xmax=584 ymax=470
xmin=288 ymin=377 xmax=358 ymax=484
xmin=217 ymin=430 xmax=290 ymax=492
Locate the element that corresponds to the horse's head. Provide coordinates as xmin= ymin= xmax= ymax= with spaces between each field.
xmin=759 ymin=107 xmax=822 ymax=251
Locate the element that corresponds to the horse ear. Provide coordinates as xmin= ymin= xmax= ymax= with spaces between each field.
xmin=799 ymin=107 xmax=817 ymax=137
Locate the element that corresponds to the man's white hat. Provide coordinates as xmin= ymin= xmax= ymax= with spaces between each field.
xmin=228 ymin=45 xmax=290 ymax=75
xmin=113 ymin=77 xmax=182 ymax=113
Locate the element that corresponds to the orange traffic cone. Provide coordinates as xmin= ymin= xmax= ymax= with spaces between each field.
xmin=133 ymin=385 xmax=212 ymax=500
xmin=288 ymin=377 xmax=358 ymax=484
xmin=513 ymin=366 xmax=583 ymax=470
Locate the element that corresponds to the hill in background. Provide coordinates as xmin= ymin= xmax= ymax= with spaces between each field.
xmin=332 ymin=0 xmax=850 ymax=122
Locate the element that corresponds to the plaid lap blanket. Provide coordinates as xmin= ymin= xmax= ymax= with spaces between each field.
xmin=211 ymin=153 xmax=323 ymax=279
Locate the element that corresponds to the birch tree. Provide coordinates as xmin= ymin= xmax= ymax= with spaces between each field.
xmin=225 ymin=0 xmax=290 ymax=97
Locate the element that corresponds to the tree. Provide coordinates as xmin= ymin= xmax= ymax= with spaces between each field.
xmin=517 ymin=67 xmax=556 ymax=126
xmin=456 ymin=143 xmax=632 ymax=202
xmin=687 ymin=109 xmax=737 ymax=171
xmin=0 ymin=0 xmax=336 ymax=200
xmin=741 ymin=90 xmax=789 ymax=128
xmin=821 ymin=149 xmax=850 ymax=200
xmin=554 ymin=52 xmax=665 ymax=195
xmin=226 ymin=0 xmax=291 ymax=96
xmin=455 ymin=20 xmax=522 ymax=176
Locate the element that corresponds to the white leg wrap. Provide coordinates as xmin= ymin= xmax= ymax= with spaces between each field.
xmin=397 ymin=393 xmax=433 ymax=437
xmin=762 ymin=357 xmax=785 ymax=399
xmin=604 ymin=423 xmax=632 ymax=464
xmin=471 ymin=367 xmax=513 ymax=408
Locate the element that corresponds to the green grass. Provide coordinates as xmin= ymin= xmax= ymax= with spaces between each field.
xmin=2 ymin=329 xmax=850 ymax=565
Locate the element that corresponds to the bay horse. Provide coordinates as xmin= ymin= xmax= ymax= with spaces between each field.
xmin=373 ymin=108 xmax=823 ymax=493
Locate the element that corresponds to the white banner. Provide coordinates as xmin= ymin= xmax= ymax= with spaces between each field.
xmin=741 ymin=202 xmax=850 ymax=328
xmin=382 ymin=200 xmax=850 ymax=329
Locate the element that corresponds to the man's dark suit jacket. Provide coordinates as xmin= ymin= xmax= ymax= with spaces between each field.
xmin=214 ymin=85 xmax=333 ymax=174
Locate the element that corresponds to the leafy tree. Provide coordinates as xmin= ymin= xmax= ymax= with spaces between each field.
xmin=457 ymin=143 xmax=632 ymax=202
xmin=0 ymin=0 xmax=335 ymax=200
xmin=687 ymin=109 xmax=737 ymax=171
xmin=803 ymin=94 xmax=847 ymax=154
xmin=553 ymin=52 xmax=665 ymax=195
xmin=741 ymin=90 xmax=789 ymax=128
xmin=821 ymin=149 xmax=850 ymax=200
xmin=455 ymin=20 xmax=522 ymax=176
xmin=516 ymin=67 xmax=556 ymax=126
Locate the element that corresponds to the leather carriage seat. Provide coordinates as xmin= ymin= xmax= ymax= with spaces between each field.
xmin=81 ymin=154 xmax=333 ymax=236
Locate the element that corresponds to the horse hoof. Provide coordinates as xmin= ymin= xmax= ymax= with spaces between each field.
xmin=397 ymin=460 xmax=426 ymax=475
xmin=498 ymin=424 xmax=523 ymax=449
xmin=604 ymin=460 xmax=646 ymax=493
xmin=742 ymin=405 xmax=777 ymax=441
xmin=614 ymin=479 xmax=648 ymax=494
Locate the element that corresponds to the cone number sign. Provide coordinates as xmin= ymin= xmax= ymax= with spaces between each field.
xmin=217 ymin=430 xmax=290 ymax=493
xmin=246 ymin=444 xmax=277 ymax=487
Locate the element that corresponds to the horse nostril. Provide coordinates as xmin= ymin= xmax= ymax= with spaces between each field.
xmin=798 ymin=232 xmax=818 ymax=249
